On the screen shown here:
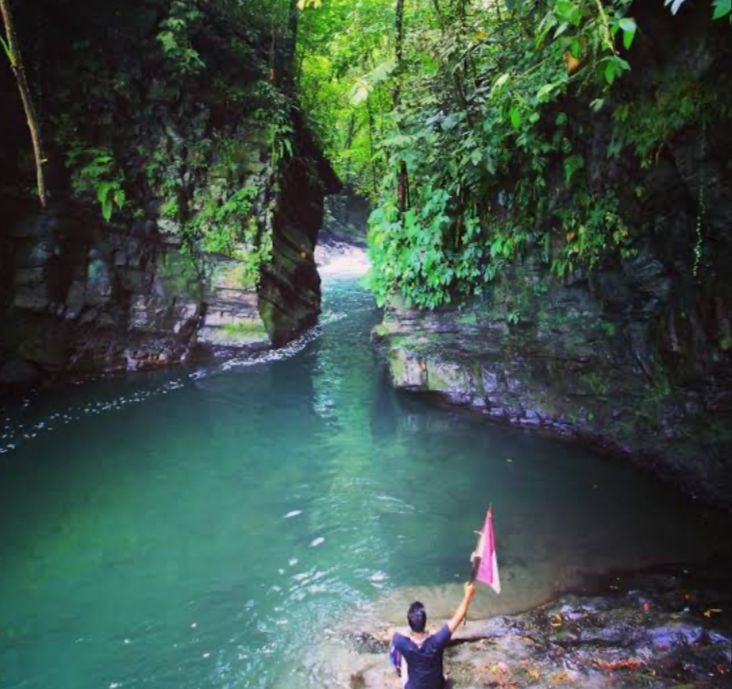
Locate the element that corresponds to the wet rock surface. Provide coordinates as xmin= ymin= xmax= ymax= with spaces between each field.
xmin=342 ymin=565 xmax=732 ymax=689
xmin=376 ymin=246 xmax=732 ymax=508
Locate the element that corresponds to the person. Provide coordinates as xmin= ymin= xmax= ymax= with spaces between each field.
xmin=388 ymin=582 xmax=476 ymax=689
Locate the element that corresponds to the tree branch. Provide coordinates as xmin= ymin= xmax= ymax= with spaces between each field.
xmin=0 ymin=0 xmax=47 ymax=207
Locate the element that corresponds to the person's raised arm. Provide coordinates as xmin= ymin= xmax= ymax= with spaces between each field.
xmin=447 ymin=582 xmax=476 ymax=634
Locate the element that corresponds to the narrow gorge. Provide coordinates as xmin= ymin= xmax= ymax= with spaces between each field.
xmin=1 ymin=2 xmax=731 ymax=689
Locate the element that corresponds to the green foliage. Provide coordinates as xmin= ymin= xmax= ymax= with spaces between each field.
xmin=551 ymin=191 xmax=633 ymax=277
xmin=358 ymin=0 xmax=643 ymax=307
xmin=297 ymin=0 xmax=395 ymax=192
xmin=599 ymin=320 xmax=617 ymax=337
xmin=666 ymin=0 xmax=731 ymax=22
xmin=188 ymin=184 xmax=268 ymax=286
xmin=157 ymin=251 xmax=202 ymax=297
xmin=66 ymin=145 xmax=126 ymax=222
xmin=156 ymin=0 xmax=205 ymax=74
xmin=0 ymin=30 xmax=14 ymax=66
xmin=713 ymin=0 xmax=732 ymax=21
xmin=298 ymin=0 xmax=729 ymax=308
xmin=268 ymin=114 xmax=294 ymax=165
xmin=222 ymin=320 xmax=268 ymax=338
xmin=610 ymin=75 xmax=731 ymax=167
xmin=39 ymin=0 xmax=301 ymax=288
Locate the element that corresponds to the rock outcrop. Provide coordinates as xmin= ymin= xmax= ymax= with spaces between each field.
xmin=258 ymin=111 xmax=341 ymax=346
xmin=376 ymin=246 xmax=732 ymax=506
xmin=0 ymin=0 xmax=338 ymax=385
xmin=0 ymin=196 xmax=269 ymax=380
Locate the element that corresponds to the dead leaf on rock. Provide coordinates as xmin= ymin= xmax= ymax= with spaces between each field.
xmin=593 ymin=657 xmax=643 ymax=672
xmin=703 ymin=608 xmax=722 ymax=618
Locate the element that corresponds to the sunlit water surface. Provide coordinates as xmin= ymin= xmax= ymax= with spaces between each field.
xmin=1 ymin=276 xmax=730 ymax=689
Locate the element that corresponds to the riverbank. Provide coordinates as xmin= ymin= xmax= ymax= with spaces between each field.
xmin=374 ymin=280 xmax=732 ymax=510
xmin=325 ymin=561 xmax=732 ymax=689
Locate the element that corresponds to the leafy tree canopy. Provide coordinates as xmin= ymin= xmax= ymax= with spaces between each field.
xmin=295 ymin=0 xmax=731 ymax=307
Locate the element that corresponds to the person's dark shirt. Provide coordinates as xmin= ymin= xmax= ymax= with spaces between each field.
xmin=391 ymin=624 xmax=451 ymax=689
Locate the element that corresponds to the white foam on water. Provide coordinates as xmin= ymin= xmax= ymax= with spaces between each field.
xmin=319 ymin=311 xmax=347 ymax=325
xmin=220 ymin=324 xmax=323 ymax=372
xmin=0 ymin=308 xmax=346 ymax=457
xmin=315 ymin=243 xmax=370 ymax=278
xmin=0 ymin=378 xmax=188 ymax=456
xmin=369 ymin=571 xmax=389 ymax=582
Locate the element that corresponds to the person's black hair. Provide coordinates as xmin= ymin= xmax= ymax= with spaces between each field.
xmin=407 ymin=601 xmax=426 ymax=632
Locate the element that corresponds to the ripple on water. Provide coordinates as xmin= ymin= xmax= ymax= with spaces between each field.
xmin=0 ymin=307 xmax=350 ymax=457
xmin=2 ymin=278 xmax=731 ymax=689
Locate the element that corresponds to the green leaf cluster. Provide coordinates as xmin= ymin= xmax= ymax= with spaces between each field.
xmin=42 ymin=0 xmax=302 ymax=283
xmin=188 ymin=185 xmax=269 ymax=286
xmin=66 ymin=145 xmax=126 ymax=222
xmin=156 ymin=0 xmax=206 ymax=75
xmin=363 ymin=0 xmax=639 ymax=307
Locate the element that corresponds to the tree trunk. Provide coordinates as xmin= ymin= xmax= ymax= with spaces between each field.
xmin=1 ymin=0 xmax=47 ymax=207
xmin=280 ymin=0 xmax=299 ymax=94
xmin=394 ymin=0 xmax=410 ymax=214
xmin=366 ymin=99 xmax=379 ymax=196
xmin=395 ymin=0 xmax=405 ymax=66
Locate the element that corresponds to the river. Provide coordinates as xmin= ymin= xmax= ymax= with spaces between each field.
xmin=1 ymin=270 xmax=729 ymax=689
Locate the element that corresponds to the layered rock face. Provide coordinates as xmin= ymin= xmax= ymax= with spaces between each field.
xmin=0 ymin=197 xmax=268 ymax=382
xmin=0 ymin=0 xmax=337 ymax=384
xmin=258 ymin=111 xmax=340 ymax=346
xmin=376 ymin=6 xmax=732 ymax=505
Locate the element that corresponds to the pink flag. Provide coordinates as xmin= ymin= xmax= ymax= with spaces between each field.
xmin=475 ymin=510 xmax=501 ymax=594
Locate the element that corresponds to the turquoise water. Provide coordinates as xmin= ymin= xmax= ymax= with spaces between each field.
xmin=1 ymin=278 xmax=729 ymax=689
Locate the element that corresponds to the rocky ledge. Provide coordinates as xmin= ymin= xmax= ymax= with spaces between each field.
xmin=374 ymin=249 xmax=732 ymax=508
xmin=343 ymin=564 xmax=732 ymax=689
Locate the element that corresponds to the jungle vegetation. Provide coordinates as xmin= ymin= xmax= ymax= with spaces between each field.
xmin=296 ymin=0 xmax=731 ymax=307
xmin=3 ymin=0 xmax=731 ymax=305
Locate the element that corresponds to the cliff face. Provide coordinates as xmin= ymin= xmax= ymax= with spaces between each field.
xmin=376 ymin=5 xmax=732 ymax=506
xmin=0 ymin=0 xmax=338 ymax=385
xmin=259 ymin=110 xmax=340 ymax=346
xmin=0 ymin=197 xmax=269 ymax=382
